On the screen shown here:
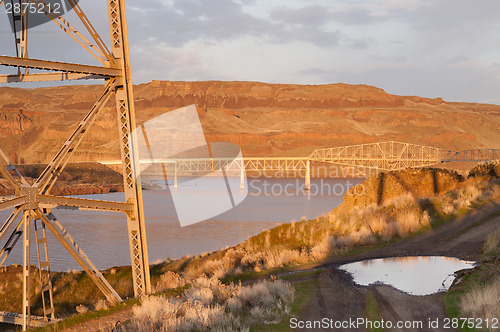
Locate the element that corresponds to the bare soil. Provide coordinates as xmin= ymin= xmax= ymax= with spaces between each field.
xmin=0 ymin=195 xmax=494 ymax=331
xmin=61 ymin=308 xmax=134 ymax=332
xmin=298 ymin=200 xmax=500 ymax=332
xmin=48 ymin=201 xmax=500 ymax=332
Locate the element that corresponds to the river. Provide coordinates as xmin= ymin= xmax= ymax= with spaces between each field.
xmin=0 ymin=178 xmax=361 ymax=271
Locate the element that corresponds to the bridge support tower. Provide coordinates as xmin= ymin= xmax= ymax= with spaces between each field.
xmin=305 ymin=160 xmax=311 ymax=191
xmin=0 ymin=0 xmax=151 ymax=329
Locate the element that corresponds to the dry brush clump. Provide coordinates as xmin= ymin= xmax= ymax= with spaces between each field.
xmin=459 ymin=277 xmax=500 ymax=330
xmin=129 ymin=278 xmax=294 ymax=332
xmin=437 ymin=180 xmax=500 ymax=216
xmin=154 ymin=271 xmax=187 ymax=292
xmin=154 ymin=172 xmax=499 ymax=286
xmin=483 ymin=225 xmax=500 ymax=255
xmin=469 ymin=161 xmax=500 ymax=180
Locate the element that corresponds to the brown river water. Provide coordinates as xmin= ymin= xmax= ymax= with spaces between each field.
xmin=0 ymin=178 xmax=361 ymax=271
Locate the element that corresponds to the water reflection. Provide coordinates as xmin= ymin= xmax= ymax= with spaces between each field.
xmin=0 ymin=178 xmax=361 ymax=271
xmin=339 ymin=256 xmax=475 ymax=296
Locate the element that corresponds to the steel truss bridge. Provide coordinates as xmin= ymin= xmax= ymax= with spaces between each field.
xmin=101 ymin=141 xmax=500 ymax=191
xmin=308 ymin=141 xmax=500 ymax=171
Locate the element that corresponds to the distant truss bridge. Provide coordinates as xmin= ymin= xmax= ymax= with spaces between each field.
xmin=308 ymin=141 xmax=500 ymax=171
xmin=100 ymin=141 xmax=500 ymax=190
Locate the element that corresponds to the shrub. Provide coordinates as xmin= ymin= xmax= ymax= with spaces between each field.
xmin=75 ymin=304 xmax=89 ymax=314
xmin=442 ymin=204 xmax=454 ymax=215
xmin=94 ymin=299 xmax=109 ymax=311
xmin=184 ymin=286 xmax=214 ymax=306
xmin=483 ymin=226 xmax=500 ymax=254
xmin=383 ymin=192 xmax=416 ymax=208
xmin=459 ymin=277 xmax=500 ymax=329
xmin=264 ymin=249 xmax=305 ymax=269
xmin=228 ymin=279 xmax=294 ymax=324
xmin=469 ymin=161 xmax=500 ymax=179
xmin=155 ymin=271 xmax=186 ymax=292
xmin=131 ymin=279 xmax=294 ymax=332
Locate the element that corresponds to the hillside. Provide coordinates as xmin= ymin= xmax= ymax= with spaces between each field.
xmin=0 ymin=165 xmax=497 ymax=328
xmin=0 ymin=81 xmax=499 ymax=164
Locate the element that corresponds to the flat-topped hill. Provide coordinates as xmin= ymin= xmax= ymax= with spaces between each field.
xmin=0 ymin=81 xmax=499 ymax=164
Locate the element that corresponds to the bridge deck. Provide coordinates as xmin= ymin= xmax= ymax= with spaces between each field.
xmin=94 ymin=142 xmax=499 ymax=173
xmin=0 ymin=311 xmax=51 ymax=327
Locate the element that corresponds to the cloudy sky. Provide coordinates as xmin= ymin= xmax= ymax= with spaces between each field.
xmin=1 ymin=0 xmax=500 ymax=104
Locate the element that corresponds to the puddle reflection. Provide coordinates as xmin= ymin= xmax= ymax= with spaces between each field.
xmin=339 ymin=256 xmax=475 ymax=296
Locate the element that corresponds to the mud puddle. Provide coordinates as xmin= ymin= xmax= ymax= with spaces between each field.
xmin=339 ymin=256 xmax=475 ymax=295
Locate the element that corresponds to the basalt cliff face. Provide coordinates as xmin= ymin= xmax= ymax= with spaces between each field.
xmin=0 ymin=81 xmax=499 ymax=164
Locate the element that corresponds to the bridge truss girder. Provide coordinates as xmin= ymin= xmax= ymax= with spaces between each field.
xmin=309 ymin=141 xmax=499 ymax=171
xmin=169 ymin=157 xmax=308 ymax=173
xmin=444 ymin=149 xmax=500 ymax=163
xmin=141 ymin=158 xmax=309 ymax=186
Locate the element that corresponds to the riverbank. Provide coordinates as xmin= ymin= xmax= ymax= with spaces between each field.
xmin=0 ymin=162 xmax=366 ymax=197
xmin=35 ymin=184 xmax=500 ymax=331
xmin=1 ymin=163 xmax=499 ymax=331
xmin=0 ymin=163 xmax=123 ymax=196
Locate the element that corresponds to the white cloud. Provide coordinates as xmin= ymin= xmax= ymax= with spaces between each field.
xmin=0 ymin=0 xmax=499 ymax=103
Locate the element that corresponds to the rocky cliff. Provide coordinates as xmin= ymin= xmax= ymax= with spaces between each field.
xmin=0 ymin=81 xmax=499 ymax=164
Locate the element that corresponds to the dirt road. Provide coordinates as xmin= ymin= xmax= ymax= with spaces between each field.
xmin=52 ymin=201 xmax=500 ymax=332
xmin=297 ymin=201 xmax=500 ymax=332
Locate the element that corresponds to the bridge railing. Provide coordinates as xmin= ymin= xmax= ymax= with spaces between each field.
xmin=308 ymin=141 xmax=455 ymax=171
xmin=100 ymin=142 xmax=500 ymax=185
xmin=131 ymin=157 xmax=310 ymax=189
xmin=104 ymin=157 xmax=309 ymax=172
xmin=443 ymin=149 xmax=500 ymax=162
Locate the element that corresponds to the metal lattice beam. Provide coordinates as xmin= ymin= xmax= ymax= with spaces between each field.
xmin=308 ymin=141 xmax=499 ymax=171
xmin=0 ymin=72 xmax=105 ymax=83
xmin=444 ymin=149 xmax=500 ymax=163
xmin=107 ymin=0 xmax=151 ymax=297
xmin=0 ymin=0 xmax=150 ymax=329
xmin=0 ymin=55 xmax=120 ymax=76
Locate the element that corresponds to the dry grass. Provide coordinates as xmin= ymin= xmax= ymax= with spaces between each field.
xmin=155 ymin=178 xmax=500 ymax=287
xmin=129 ymin=278 xmax=294 ymax=332
xmin=439 ymin=180 xmax=500 ymax=214
xmin=382 ymin=192 xmax=416 ymax=208
xmin=3 ymin=168 xmax=499 ymax=321
xmin=94 ymin=299 xmax=109 ymax=311
xmin=459 ymin=277 xmax=500 ymax=330
xmin=483 ymin=226 xmax=500 ymax=254
xmin=154 ymin=271 xmax=186 ymax=292
xmin=75 ymin=304 xmax=89 ymax=314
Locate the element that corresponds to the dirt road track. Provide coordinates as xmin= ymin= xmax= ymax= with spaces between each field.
xmin=34 ymin=201 xmax=500 ymax=332
xmin=297 ymin=200 xmax=500 ymax=332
